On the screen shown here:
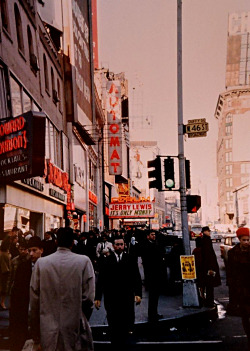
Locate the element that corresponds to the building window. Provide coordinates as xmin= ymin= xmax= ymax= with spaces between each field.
xmin=45 ymin=119 xmax=62 ymax=169
xmin=0 ymin=62 xmax=11 ymax=119
xmin=10 ymin=75 xmax=39 ymax=116
xmin=10 ymin=76 xmax=22 ymax=117
xmin=241 ymin=176 xmax=249 ymax=184
xmin=226 ymin=191 xmax=233 ymax=201
xmin=241 ymin=163 xmax=250 ymax=174
xmin=225 ymin=138 xmax=232 ymax=149
xmin=57 ymin=79 xmax=62 ymax=111
xmin=43 ymin=54 xmax=49 ymax=93
xmin=1 ymin=0 xmax=10 ymax=33
xmin=14 ymin=3 xmax=24 ymax=54
xmin=226 ymin=152 xmax=232 ymax=162
xmin=225 ymin=164 xmax=233 ymax=175
xmin=225 ymin=125 xmax=232 ymax=135
xmin=226 ymin=114 xmax=233 ymax=123
xmin=226 ymin=178 xmax=233 ymax=188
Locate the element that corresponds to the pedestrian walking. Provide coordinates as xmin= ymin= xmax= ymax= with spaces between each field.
xmin=9 ymin=239 xmax=29 ymax=295
xmin=140 ymin=230 xmax=165 ymax=323
xmin=192 ymin=236 xmax=205 ymax=304
xmin=95 ymin=236 xmax=142 ymax=350
xmin=0 ymin=236 xmax=11 ymax=310
xmin=9 ymin=236 xmax=43 ymax=351
xmin=30 ymin=226 xmax=95 ymax=351
xmin=42 ymin=231 xmax=57 ymax=257
xmin=199 ymin=226 xmax=221 ymax=308
xmin=227 ymin=227 xmax=250 ymax=348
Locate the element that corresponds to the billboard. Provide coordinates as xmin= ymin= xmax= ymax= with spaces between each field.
xmin=72 ymin=0 xmax=93 ymax=122
xmin=0 ymin=111 xmax=45 ymax=183
xmin=107 ymin=81 xmax=123 ymax=175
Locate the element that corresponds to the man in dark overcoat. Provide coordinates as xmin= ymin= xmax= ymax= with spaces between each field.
xmin=9 ymin=236 xmax=43 ymax=351
xmin=227 ymin=227 xmax=250 ymax=347
xmin=95 ymin=236 xmax=142 ymax=350
xmin=140 ymin=230 xmax=165 ymax=322
xmin=200 ymin=226 xmax=221 ymax=307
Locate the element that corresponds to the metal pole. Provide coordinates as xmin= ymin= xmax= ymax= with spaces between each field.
xmin=177 ymin=0 xmax=199 ymax=307
xmin=177 ymin=0 xmax=189 ymax=255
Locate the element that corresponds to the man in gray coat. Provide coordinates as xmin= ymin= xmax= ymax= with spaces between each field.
xmin=30 ymin=227 xmax=95 ymax=351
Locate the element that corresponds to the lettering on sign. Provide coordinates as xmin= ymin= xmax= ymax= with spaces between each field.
xmin=46 ymin=159 xmax=69 ymax=192
xmin=111 ymin=196 xmax=152 ymax=204
xmin=0 ymin=112 xmax=45 ymax=183
xmin=109 ymin=202 xmax=155 ymax=218
xmin=107 ymin=81 xmax=122 ymax=175
xmin=49 ymin=188 xmax=66 ymax=202
xmin=89 ymin=190 xmax=98 ymax=204
xmin=22 ymin=178 xmax=44 ymax=192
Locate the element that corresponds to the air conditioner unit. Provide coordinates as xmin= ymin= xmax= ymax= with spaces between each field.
xmin=30 ymin=54 xmax=40 ymax=72
xmin=52 ymin=89 xmax=60 ymax=103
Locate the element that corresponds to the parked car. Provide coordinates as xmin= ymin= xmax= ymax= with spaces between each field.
xmin=220 ymin=235 xmax=239 ymax=266
xmin=210 ymin=231 xmax=222 ymax=242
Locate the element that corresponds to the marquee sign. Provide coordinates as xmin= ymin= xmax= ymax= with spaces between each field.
xmin=0 ymin=111 xmax=45 ymax=183
xmin=109 ymin=201 xmax=155 ymax=219
xmin=107 ymin=81 xmax=122 ymax=175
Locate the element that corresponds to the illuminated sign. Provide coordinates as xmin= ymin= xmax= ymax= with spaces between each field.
xmin=111 ymin=196 xmax=152 ymax=204
xmin=107 ymin=81 xmax=122 ymax=175
xmin=89 ymin=190 xmax=98 ymax=204
xmin=109 ymin=202 xmax=155 ymax=219
xmin=0 ymin=111 xmax=45 ymax=183
xmin=46 ymin=160 xmax=69 ymax=192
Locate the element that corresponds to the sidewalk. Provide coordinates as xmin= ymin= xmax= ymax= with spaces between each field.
xmin=90 ymin=258 xmax=218 ymax=338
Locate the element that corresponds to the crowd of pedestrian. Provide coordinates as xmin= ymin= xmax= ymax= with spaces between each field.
xmin=1 ymin=224 xmax=250 ymax=350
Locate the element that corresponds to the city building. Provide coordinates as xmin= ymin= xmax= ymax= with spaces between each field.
xmin=215 ymin=12 xmax=250 ymax=227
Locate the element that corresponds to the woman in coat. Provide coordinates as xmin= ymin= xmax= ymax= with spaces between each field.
xmin=0 ymin=236 xmax=11 ymax=310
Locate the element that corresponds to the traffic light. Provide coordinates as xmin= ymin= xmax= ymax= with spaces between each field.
xmin=164 ymin=157 xmax=175 ymax=190
xmin=147 ymin=157 xmax=162 ymax=190
xmin=185 ymin=159 xmax=191 ymax=189
xmin=186 ymin=195 xmax=201 ymax=213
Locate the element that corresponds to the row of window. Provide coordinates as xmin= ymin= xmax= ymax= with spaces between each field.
xmin=9 ymin=74 xmax=68 ymax=172
xmin=1 ymin=2 xmax=62 ymax=111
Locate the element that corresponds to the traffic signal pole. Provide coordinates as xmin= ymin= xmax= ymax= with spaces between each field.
xmin=177 ymin=0 xmax=199 ymax=307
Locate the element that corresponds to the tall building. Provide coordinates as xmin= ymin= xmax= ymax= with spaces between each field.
xmin=215 ymin=12 xmax=250 ymax=227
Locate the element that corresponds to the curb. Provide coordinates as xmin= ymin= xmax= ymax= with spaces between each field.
xmin=91 ymin=305 xmax=218 ymax=340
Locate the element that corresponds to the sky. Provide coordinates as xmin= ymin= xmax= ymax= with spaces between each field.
xmin=96 ymin=0 xmax=250 ymax=220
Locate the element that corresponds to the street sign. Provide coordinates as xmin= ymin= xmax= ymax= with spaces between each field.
xmin=185 ymin=118 xmax=209 ymax=138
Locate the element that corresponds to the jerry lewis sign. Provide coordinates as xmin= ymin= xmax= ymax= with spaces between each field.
xmin=109 ymin=202 xmax=155 ymax=219
xmin=0 ymin=111 xmax=45 ymax=183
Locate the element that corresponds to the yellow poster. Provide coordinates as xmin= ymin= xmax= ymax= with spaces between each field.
xmin=180 ymin=255 xmax=196 ymax=280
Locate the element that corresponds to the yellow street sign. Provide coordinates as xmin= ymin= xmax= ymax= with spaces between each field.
xmin=180 ymin=255 xmax=196 ymax=280
xmin=186 ymin=122 xmax=209 ymax=134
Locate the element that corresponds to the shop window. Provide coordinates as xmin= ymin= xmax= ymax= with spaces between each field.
xmin=14 ymin=3 xmax=24 ymax=54
xmin=43 ymin=54 xmax=49 ymax=93
xmin=1 ymin=0 xmax=10 ymax=33
xmin=0 ymin=62 xmax=11 ymax=119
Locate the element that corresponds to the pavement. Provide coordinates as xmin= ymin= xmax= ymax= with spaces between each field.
xmin=90 ymin=258 xmax=217 ymax=341
xmin=0 ymin=258 xmax=217 ymax=350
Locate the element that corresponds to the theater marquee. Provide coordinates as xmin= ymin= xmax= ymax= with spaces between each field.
xmin=109 ymin=201 xmax=155 ymax=219
xmin=0 ymin=111 xmax=45 ymax=183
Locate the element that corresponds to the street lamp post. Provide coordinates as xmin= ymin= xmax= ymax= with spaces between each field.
xmin=177 ymin=0 xmax=199 ymax=307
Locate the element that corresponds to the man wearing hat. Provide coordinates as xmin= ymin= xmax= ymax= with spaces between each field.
xmin=199 ymin=226 xmax=221 ymax=307
xmin=227 ymin=227 xmax=250 ymax=346
xmin=9 ymin=236 xmax=43 ymax=351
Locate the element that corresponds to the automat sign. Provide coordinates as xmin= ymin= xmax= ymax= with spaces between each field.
xmin=107 ymin=81 xmax=123 ymax=175
xmin=0 ymin=111 xmax=45 ymax=183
